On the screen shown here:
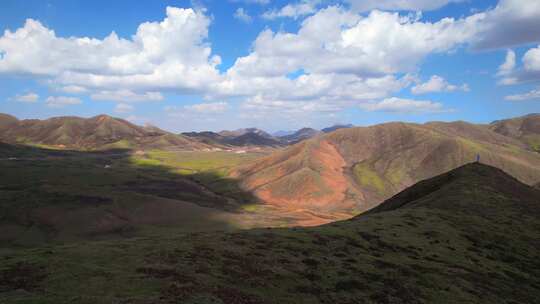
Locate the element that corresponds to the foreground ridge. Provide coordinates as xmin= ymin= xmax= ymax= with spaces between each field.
xmin=2 ymin=163 xmax=539 ymax=303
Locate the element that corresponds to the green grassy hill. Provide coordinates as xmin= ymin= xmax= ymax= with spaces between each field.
xmin=2 ymin=163 xmax=538 ymax=303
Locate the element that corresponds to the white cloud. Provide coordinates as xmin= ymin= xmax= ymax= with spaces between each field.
xmin=230 ymin=7 xmax=477 ymax=80
xmin=3 ymin=3 xmax=540 ymax=124
xmin=497 ymin=46 xmax=540 ymax=85
xmin=470 ymin=0 xmax=540 ymax=50
xmin=242 ymin=94 xmax=342 ymax=114
xmin=90 ymin=90 xmax=163 ymax=102
xmin=231 ymin=0 xmax=270 ymax=4
xmin=523 ymin=45 xmax=540 ymax=72
xmin=58 ymin=85 xmax=88 ymax=94
xmin=45 ymin=96 xmax=82 ymax=108
xmin=262 ymin=0 xmax=320 ymax=20
xmin=360 ymin=97 xmax=448 ymax=113
xmin=498 ymin=49 xmax=516 ymax=75
xmin=12 ymin=92 xmax=39 ymax=103
xmin=184 ymin=102 xmax=228 ymax=113
xmin=411 ymin=75 xmax=469 ymax=94
xmin=346 ymin=0 xmax=458 ymax=12
xmin=505 ymin=87 xmax=540 ymax=101
xmin=114 ymin=103 xmax=134 ymax=113
xmin=0 ymin=7 xmax=221 ymax=94
xmin=234 ymin=8 xmax=253 ymax=23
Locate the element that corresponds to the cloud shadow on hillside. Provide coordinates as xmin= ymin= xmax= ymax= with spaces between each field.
xmin=0 ymin=143 xmax=258 ymax=247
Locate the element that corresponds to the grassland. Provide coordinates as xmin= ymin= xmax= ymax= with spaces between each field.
xmin=0 ymin=144 xmax=269 ymax=247
xmin=1 ymin=163 xmax=539 ymax=303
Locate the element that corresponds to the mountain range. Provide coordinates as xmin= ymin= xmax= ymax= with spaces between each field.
xmin=2 ymin=112 xmax=540 ymax=225
xmin=232 ymin=114 xmax=540 ymax=224
xmin=0 ymin=113 xmax=357 ymax=150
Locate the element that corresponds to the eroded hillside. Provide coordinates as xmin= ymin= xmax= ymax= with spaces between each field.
xmin=233 ymin=118 xmax=540 ymax=224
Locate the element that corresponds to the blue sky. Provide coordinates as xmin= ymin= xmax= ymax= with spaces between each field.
xmin=0 ymin=0 xmax=539 ymax=132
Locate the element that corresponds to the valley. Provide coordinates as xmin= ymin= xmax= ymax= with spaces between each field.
xmin=1 ymin=113 xmax=540 ymax=303
xmin=3 ymin=2 xmax=540 ymax=302
xmin=2 ymin=163 xmax=539 ymax=303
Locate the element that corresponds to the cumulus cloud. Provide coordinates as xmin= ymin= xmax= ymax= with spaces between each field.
xmin=12 ymin=92 xmax=39 ymax=103
xmin=114 ymin=103 xmax=134 ymax=113
xmin=523 ymin=45 xmax=540 ymax=72
xmin=45 ymin=96 xmax=82 ymax=108
xmin=234 ymin=8 xmax=252 ymax=23
xmin=505 ymin=87 xmax=540 ymax=101
xmin=360 ymin=97 xmax=448 ymax=113
xmin=242 ymin=94 xmax=342 ymax=114
xmin=262 ymin=0 xmax=320 ymax=19
xmin=498 ymin=49 xmax=516 ymax=75
xmin=230 ymin=7 xmax=478 ymax=80
xmin=58 ymin=85 xmax=88 ymax=94
xmin=0 ymin=7 xmax=221 ymax=94
xmin=3 ymin=3 xmax=540 ymax=123
xmin=470 ymin=0 xmax=540 ymax=50
xmin=184 ymin=101 xmax=228 ymax=113
xmin=346 ymin=0 xmax=458 ymax=12
xmin=90 ymin=90 xmax=163 ymax=102
xmin=411 ymin=75 xmax=469 ymax=94
xmin=497 ymin=45 xmax=540 ymax=85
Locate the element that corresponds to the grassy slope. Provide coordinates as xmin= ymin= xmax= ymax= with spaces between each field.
xmin=0 ymin=114 xmax=210 ymax=151
xmin=235 ymin=122 xmax=540 ymax=219
xmin=489 ymin=113 xmax=540 ymax=152
xmin=0 ymin=144 xmax=266 ymax=247
xmin=1 ymin=163 xmax=539 ymax=303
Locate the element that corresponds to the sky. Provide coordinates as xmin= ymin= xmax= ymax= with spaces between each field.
xmin=0 ymin=0 xmax=540 ymax=132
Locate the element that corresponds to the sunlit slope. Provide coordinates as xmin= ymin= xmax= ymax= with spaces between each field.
xmin=0 ymin=114 xmax=211 ymax=150
xmin=233 ymin=121 xmax=540 ymax=220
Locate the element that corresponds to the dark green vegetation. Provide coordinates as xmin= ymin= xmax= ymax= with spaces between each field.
xmin=1 ymin=163 xmax=539 ymax=303
xmin=0 ymin=143 xmax=265 ymax=247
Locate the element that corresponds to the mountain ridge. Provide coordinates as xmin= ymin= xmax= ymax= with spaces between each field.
xmin=233 ymin=115 xmax=540 ymax=224
xmin=4 ymin=162 xmax=539 ymax=303
xmin=0 ymin=113 xmax=211 ymax=150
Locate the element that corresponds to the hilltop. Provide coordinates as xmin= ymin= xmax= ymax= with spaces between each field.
xmin=233 ymin=118 xmax=540 ymax=223
xmin=2 ymin=163 xmax=539 ymax=303
xmin=0 ymin=114 xmax=211 ymax=151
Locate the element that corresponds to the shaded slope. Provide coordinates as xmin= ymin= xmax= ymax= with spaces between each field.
xmin=4 ymin=163 xmax=540 ymax=303
xmin=0 ymin=114 xmax=210 ymax=150
xmin=322 ymin=123 xmax=354 ymax=133
xmin=0 ymin=143 xmax=261 ymax=247
xmin=185 ymin=129 xmax=283 ymax=147
xmin=279 ymin=127 xmax=322 ymax=144
xmin=234 ymin=121 xmax=540 ymax=221
xmin=226 ymin=132 xmax=283 ymax=147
